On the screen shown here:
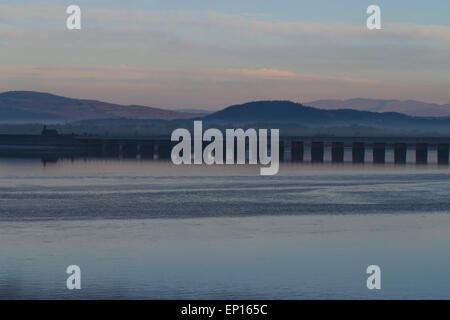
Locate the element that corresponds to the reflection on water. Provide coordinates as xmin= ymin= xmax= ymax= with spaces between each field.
xmin=0 ymin=157 xmax=449 ymax=299
xmin=0 ymin=143 xmax=444 ymax=166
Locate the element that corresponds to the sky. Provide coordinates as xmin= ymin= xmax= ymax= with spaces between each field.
xmin=1 ymin=0 xmax=449 ymax=109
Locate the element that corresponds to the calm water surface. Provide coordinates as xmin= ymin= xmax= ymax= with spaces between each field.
xmin=0 ymin=158 xmax=449 ymax=299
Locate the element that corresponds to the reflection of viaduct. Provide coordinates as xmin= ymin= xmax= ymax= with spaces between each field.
xmin=283 ymin=137 xmax=450 ymax=164
xmin=77 ymin=136 xmax=450 ymax=165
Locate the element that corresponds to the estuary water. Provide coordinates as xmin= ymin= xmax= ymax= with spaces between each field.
xmin=0 ymin=158 xmax=450 ymax=299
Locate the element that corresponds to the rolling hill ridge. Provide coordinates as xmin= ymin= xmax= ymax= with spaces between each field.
xmin=306 ymin=98 xmax=450 ymax=117
xmin=0 ymin=91 xmax=197 ymax=121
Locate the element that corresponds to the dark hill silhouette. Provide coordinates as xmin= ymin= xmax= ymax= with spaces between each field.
xmin=0 ymin=91 xmax=197 ymax=121
xmin=202 ymin=100 xmax=450 ymax=134
xmin=204 ymin=100 xmax=412 ymax=124
xmin=2 ymin=93 xmax=450 ymax=133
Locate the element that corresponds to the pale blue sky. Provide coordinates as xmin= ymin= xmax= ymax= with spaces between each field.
xmin=9 ymin=0 xmax=450 ymax=25
xmin=1 ymin=1 xmax=449 ymax=108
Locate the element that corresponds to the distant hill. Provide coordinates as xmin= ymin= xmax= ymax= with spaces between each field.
xmin=2 ymin=92 xmax=450 ymax=135
xmin=0 ymin=91 xmax=197 ymax=122
xmin=203 ymin=100 xmax=450 ymax=134
xmin=204 ymin=100 xmax=411 ymax=124
xmin=306 ymin=98 xmax=450 ymax=117
xmin=2 ymin=98 xmax=450 ymax=136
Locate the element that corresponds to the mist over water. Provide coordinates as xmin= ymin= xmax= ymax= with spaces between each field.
xmin=0 ymin=158 xmax=449 ymax=299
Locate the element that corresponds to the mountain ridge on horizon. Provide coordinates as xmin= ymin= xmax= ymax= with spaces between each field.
xmin=306 ymin=98 xmax=450 ymax=117
xmin=1 ymin=91 xmax=450 ymax=124
xmin=203 ymin=100 xmax=427 ymax=124
xmin=0 ymin=91 xmax=198 ymax=121
xmin=2 ymin=91 xmax=450 ymax=136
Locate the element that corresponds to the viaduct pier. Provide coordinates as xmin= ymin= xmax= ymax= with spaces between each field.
xmin=76 ymin=136 xmax=450 ymax=165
